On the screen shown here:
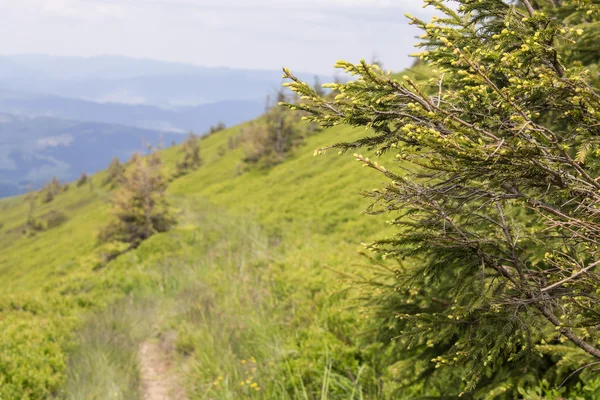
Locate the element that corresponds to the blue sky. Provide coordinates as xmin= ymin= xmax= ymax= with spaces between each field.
xmin=0 ymin=0 xmax=431 ymax=74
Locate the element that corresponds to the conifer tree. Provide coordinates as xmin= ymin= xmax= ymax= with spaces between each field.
xmin=41 ymin=177 xmax=61 ymax=203
xmin=209 ymin=121 xmax=226 ymax=135
xmin=242 ymin=89 xmax=305 ymax=166
xmin=284 ymin=0 xmax=600 ymax=395
xmin=76 ymin=173 xmax=88 ymax=187
xmin=104 ymin=157 xmax=125 ymax=186
xmin=100 ymin=152 xmax=175 ymax=247
xmin=175 ymin=132 xmax=202 ymax=176
xmin=24 ymin=187 xmax=39 ymax=232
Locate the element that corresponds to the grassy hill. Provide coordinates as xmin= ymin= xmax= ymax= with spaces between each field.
xmin=0 ymin=115 xmax=405 ymax=399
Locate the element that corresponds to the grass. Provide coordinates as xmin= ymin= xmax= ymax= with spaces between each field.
xmin=61 ymin=297 xmax=155 ymax=400
xmin=0 ymin=118 xmax=401 ymax=399
xmin=153 ymin=127 xmax=401 ymax=398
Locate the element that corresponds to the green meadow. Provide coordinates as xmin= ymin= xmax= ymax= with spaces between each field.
xmin=0 ymin=121 xmax=405 ymax=399
xmin=3 ymin=0 xmax=600 ymax=398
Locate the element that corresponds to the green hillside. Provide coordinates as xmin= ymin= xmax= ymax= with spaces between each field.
xmin=0 ymin=118 xmax=402 ymax=399
xmin=4 ymin=0 xmax=600 ymax=398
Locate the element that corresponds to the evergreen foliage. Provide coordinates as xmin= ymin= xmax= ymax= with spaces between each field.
xmin=209 ymin=121 xmax=227 ymax=135
xmin=175 ymin=132 xmax=203 ymax=176
xmin=284 ymin=0 xmax=600 ymax=395
xmin=539 ymin=0 xmax=600 ymax=66
xmin=227 ymin=134 xmax=241 ymax=150
xmin=24 ymin=189 xmax=43 ymax=234
xmin=44 ymin=210 xmax=69 ymax=229
xmin=41 ymin=177 xmax=61 ymax=203
xmin=104 ymin=157 xmax=126 ymax=186
xmin=76 ymin=173 xmax=88 ymax=188
xmin=42 ymin=190 xmax=55 ymax=204
xmin=241 ymin=89 xmax=307 ymax=167
xmin=100 ymin=152 xmax=175 ymax=248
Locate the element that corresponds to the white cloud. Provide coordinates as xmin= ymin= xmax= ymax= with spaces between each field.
xmin=0 ymin=0 xmax=431 ymax=73
xmin=1 ymin=0 xmax=126 ymax=19
xmin=35 ymin=134 xmax=74 ymax=149
xmin=92 ymin=90 xmax=148 ymax=105
xmin=25 ymin=157 xmax=71 ymax=182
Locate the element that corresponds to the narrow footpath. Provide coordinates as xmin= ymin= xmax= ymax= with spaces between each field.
xmin=139 ymin=333 xmax=188 ymax=400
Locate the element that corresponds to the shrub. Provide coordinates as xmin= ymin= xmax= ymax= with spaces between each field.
xmin=41 ymin=177 xmax=62 ymax=203
xmin=25 ymin=216 xmax=46 ymax=234
xmin=44 ymin=210 xmax=69 ymax=229
xmin=227 ymin=135 xmax=240 ymax=150
xmin=241 ymin=90 xmax=306 ymax=167
xmin=208 ymin=121 xmax=226 ymax=135
xmin=175 ymin=133 xmax=202 ymax=177
xmin=104 ymin=157 xmax=125 ymax=186
xmin=42 ymin=190 xmax=55 ymax=204
xmin=100 ymin=152 xmax=175 ymax=248
xmin=76 ymin=173 xmax=88 ymax=188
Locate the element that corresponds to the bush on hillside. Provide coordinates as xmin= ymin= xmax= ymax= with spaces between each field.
xmin=76 ymin=173 xmax=88 ymax=187
xmin=227 ymin=135 xmax=240 ymax=150
xmin=104 ymin=157 xmax=126 ymax=186
xmin=208 ymin=121 xmax=226 ymax=135
xmin=44 ymin=210 xmax=69 ymax=229
xmin=284 ymin=0 xmax=600 ymax=396
xmin=100 ymin=152 xmax=175 ymax=248
xmin=41 ymin=177 xmax=62 ymax=204
xmin=41 ymin=190 xmax=55 ymax=204
xmin=24 ymin=217 xmax=46 ymax=235
xmin=241 ymin=89 xmax=310 ymax=167
xmin=175 ymin=133 xmax=203 ymax=177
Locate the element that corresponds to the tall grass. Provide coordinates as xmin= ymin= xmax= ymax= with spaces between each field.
xmin=61 ymin=297 xmax=156 ymax=400
xmin=60 ymin=201 xmax=376 ymax=399
xmin=163 ymin=204 xmax=377 ymax=399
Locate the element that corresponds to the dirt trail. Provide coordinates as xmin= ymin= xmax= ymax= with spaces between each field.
xmin=139 ymin=333 xmax=188 ymax=400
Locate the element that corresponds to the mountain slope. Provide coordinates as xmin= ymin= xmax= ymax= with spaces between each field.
xmin=0 ymin=114 xmax=397 ymax=399
xmin=0 ymin=119 xmax=383 ymax=292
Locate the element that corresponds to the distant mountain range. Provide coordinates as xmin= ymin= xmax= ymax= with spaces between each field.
xmin=0 ymin=54 xmax=328 ymax=198
xmin=0 ymin=113 xmax=187 ymax=197
xmin=0 ymin=90 xmax=264 ymax=134
xmin=0 ymin=55 xmax=321 ymax=107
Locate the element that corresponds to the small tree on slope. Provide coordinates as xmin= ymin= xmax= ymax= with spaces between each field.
xmin=104 ymin=157 xmax=126 ymax=186
xmin=176 ymin=132 xmax=203 ymax=176
xmin=284 ymin=0 xmax=600 ymax=395
xmin=101 ymin=152 xmax=175 ymax=247
xmin=242 ymin=89 xmax=306 ymax=167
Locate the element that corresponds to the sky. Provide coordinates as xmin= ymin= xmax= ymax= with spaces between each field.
xmin=0 ymin=0 xmax=431 ymax=74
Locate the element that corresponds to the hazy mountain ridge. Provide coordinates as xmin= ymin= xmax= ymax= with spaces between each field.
xmin=0 ymin=89 xmax=264 ymax=133
xmin=0 ymin=55 xmax=327 ymax=107
xmin=0 ymin=54 xmax=320 ymax=197
xmin=0 ymin=54 xmax=279 ymax=81
xmin=0 ymin=113 xmax=187 ymax=197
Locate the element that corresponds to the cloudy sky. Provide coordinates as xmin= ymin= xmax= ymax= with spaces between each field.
xmin=0 ymin=0 xmax=431 ymax=74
